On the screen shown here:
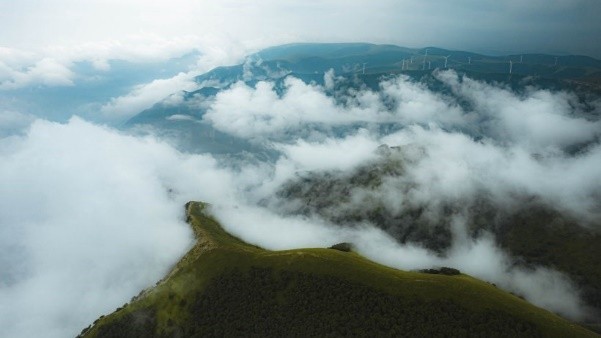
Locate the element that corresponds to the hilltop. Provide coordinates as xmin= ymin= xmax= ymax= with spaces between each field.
xmin=79 ymin=202 xmax=597 ymax=337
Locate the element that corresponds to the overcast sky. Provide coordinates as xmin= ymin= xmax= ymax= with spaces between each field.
xmin=1 ymin=0 xmax=600 ymax=65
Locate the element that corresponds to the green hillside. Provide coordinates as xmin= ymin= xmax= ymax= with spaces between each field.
xmin=79 ymin=202 xmax=598 ymax=337
xmin=275 ymin=147 xmax=601 ymax=319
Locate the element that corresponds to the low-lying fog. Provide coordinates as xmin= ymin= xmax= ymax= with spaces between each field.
xmin=1 ymin=70 xmax=600 ymax=337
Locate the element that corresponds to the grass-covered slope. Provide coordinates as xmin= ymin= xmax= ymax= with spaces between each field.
xmin=80 ymin=202 xmax=597 ymax=337
xmin=275 ymin=147 xmax=601 ymax=320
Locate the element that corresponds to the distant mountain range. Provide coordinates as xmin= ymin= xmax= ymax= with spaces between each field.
xmin=124 ymin=43 xmax=601 ymax=154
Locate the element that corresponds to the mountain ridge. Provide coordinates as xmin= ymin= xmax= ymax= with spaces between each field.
xmin=123 ymin=43 xmax=601 ymax=154
xmin=79 ymin=201 xmax=598 ymax=337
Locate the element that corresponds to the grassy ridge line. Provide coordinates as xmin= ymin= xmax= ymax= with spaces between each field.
xmin=80 ymin=202 xmax=262 ymax=337
xmin=81 ymin=201 xmax=598 ymax=337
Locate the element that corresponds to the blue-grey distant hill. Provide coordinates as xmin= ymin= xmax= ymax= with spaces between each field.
xmin=189 ymin=43 xmax=601 ymax=84
xmin=125 ymin=43 xmax=601 ymax=153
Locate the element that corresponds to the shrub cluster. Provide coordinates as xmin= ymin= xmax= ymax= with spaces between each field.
xmin=328 ymin=242 xmax=353 ymax=252
xmin=419 ymin=267 xmax=461 ymax=275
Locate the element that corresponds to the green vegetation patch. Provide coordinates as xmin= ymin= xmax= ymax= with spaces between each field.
xmin=189 ymin=267 xmax=541 ymax=337
xmin=81 ymin=202 xmax=598 ymax=338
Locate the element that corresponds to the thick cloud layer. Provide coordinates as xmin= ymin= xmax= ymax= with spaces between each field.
xmin=0 ymin=118 xmax=234 ymax=338
xmin=1 ymin=70 xmax=600 ymax=337
xmin=0 ymin=110 xmax=35 ymax=137
xmin=203 ymin=70 xmax=601 ymax=320
xmin=203 ymin=76 xmax=464 ymax=139
xmin=206 ymin=71 xmax=601 ymax=224
xmin=437 ymin=71 xmax=601 ymax=151
xmin=0 ymin=57 xmax=75 ymax=89
xmin=99 ymin=72 xmax=198 ymax=122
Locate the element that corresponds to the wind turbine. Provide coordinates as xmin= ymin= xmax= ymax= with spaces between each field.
xmin=444 ymin=55 xmax=451 ymax=68
xmin=509 ymin=60 xmax=513 ymax=74
xmin=362 ymin=62 xmax=367 ymax=74
xmin=468 ymin=56 xmax=471 ymax=65
xmin=422 ymin=48 xmax=428 ymax=70
xmin=520 ymin=55 xmax=523 ymax=63
xmin=428 ymin=61 xmax=431 ymax=69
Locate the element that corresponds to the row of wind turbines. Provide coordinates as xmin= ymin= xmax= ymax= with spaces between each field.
xmin=400 ymin=49 xmax=530 ymax=74
xmin=394 ymin=50 xmax=560 ymax=74
xmin=398 ymin=49 xmax=467 ymax=72
xmin=505 ymin=55 xmax=558 ymax=74
xmin=355 ymin=49 xmax=562 ymax=75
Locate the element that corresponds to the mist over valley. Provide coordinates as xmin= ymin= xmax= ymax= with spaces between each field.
xmin=2 ymin=2 xmax=601 ymax=337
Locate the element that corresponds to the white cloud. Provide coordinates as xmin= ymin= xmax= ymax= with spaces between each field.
xmin=90 ymin=58 xmax=110 ymax=71
xmin=380 ymin=75 xmax=467 ymax=126
xmin=203 ymin=75 xmax=461 ymax=139
xmin=165 ymin=114 xmax=196 ymax=122
xmin=0 ymin=110 xmax=35 ymax=136
xmin=0 ymin=34 xmax=249 ymax=91
xmin=278 ymin=130 xmax=380 ymax=172
xmin=209 ymin=204 xmax=340 ymax=250
xmin=49 ymin=34 xmax=206 ymax=65
xmin=204 ymin=79 xmax=332 ymax=138
xmin=202 ymin=71 xmax=601 ymax=224
xmin=0 ymin=47 xmax=37 ymax=68
xmin=0 ymin=57 xmax=75 ymax=89
xmin=99 ymin=72 xmax=198 ymax=122
xmin=0 ymin=117 xmax=237 ymax=338
xmin=437 ymin=70 xmax=601 ymax=152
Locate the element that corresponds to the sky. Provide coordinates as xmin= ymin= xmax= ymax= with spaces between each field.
xmin=2 ymin=0 xmax=601 ymax=67
xmin=2 ymin=0 xmax=600 ymax=122
xmin=1 ymin=1 xmax=601 ymax=337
